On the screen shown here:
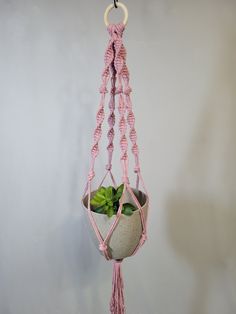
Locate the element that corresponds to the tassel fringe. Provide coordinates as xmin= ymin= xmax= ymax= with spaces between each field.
xmin=110 ymin=259 xmax=125 ymax=314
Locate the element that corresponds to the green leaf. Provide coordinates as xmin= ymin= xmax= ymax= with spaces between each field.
xmin=92 ymin=193 xmax=105 ymax=202
xmin=114 ymin=184 xmax=124 ymax=201
xmin=103 ymin=204 xmax=109 ymax=213
xmin=114 ymin=201 xmax=120 ymax=212
xmin=122 ymin=207 xmax=133 ymax=216
xmin=90 ymin=196 xmax=106 ymax=207
xmin=122 ymin=203 xmax=136 ymax=216
xmin=90 ymin=186 xmax=107 ymax=207
xmin=94 ymin=205 xmax=106 ymax=214
xmin=90 ymin=185 xmax=128 ymax=218
xmin=106 ymin=186 xmax=114 ymax=200
xmin=91 ymin=194 xmax=105 ymax=202
xmin=90 ymin=199 xmax=100 ymax=207
xmin=98 ymin=186 xmax=106 ymax=195
xmin=123 ymin=202 xmax=136 ymax=211
xmin=107 ymin=206 xmax=114 ymax=218
xmin=95 ymin=191 xmax=106 ymax=200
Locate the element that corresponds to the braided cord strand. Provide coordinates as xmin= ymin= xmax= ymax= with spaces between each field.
xmin=94 ymin=24 xmax=130 ymax=262
xmin=87 ymin=35 xmax=115 ymax=181
xmin=123 ymin=77 xmax=140 ymax=187
xmin=99 ymin=54 xmax=118 ymax=188
xmin=106 ymin=62 xmax=116 ymax=172
xmin=85 ymin=27 xmax=119 ymax=261
xmin=118 ymin=25 xmax=149 ymax=250
xmin=122 ymin=73 xmax=148 ymax=250
xmin=111 ymin=23 xmax=129 ymax=186
xmin=104 ymin=23 xmax=148 ymax=250
xmin=83 ymin=22 xmax=149 ymax=314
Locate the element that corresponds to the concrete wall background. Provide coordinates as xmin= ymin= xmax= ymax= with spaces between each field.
xmin=0 ymin=0 xmax=236 ymax=313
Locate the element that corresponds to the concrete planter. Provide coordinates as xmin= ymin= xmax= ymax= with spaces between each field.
xmin=82 ymin=188 xmax=149 ymax=260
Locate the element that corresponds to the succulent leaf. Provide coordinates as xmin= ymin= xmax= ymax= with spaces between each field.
xmin=90 ymin=184 xmax=136 ymax=218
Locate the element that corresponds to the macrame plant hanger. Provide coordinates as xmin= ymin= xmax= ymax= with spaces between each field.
xmin=82 ymin=2 xmax=149 ymax=313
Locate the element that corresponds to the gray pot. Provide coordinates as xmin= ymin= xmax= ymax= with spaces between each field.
xmin=82 ymin=188 xmax=149 ymax=260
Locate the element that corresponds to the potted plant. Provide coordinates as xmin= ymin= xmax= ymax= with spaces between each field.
xmin=82 ymin=184 xmax=148 ymax=260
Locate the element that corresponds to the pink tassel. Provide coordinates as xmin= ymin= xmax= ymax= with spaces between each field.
xmin=110 ymin=260 xmax=125 ymax=314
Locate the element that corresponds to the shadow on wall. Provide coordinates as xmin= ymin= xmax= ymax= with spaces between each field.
xmin=165 ymin=29 xmax=236 ymax=314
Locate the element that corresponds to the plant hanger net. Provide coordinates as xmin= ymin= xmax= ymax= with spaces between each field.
xmin=82 ymin=2 xmax=149 ymax=313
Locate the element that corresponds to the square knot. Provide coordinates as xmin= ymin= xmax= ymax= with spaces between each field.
xmin=140 ymin=233 xmax=147 ymax=246
xmin=88 ymin=171 xmax=95 ymax=181
xmin=106 ymin=164 xmax=112 ymax=171
xmin=134 ymin=166 xmax=140 ymax=173
xmin=99 ymin=243 xmax=108 ymax=252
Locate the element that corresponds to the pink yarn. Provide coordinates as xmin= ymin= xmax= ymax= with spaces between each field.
xmin=106 ymin=59 xmax=116 ymax=172
xmin=83 ymin=23 xmax=149 ymax=314
xmin=110 ymin=260 xmax=125 ymax=314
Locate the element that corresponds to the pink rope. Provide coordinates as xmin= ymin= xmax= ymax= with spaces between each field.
xmin=104 ymin=183 xmax=127 ymax=244
xmin=111 ymin=24 xmax=129 ymax=185
xmin=123 ymin=76 xmax=141 ymax=188
xmin=88 ymin=24 xmax=117 ymax=181
xmin=110 ymin=260 xmax=125 ymax=314
xmin=87 ymin=181 xmax=111 ymax=260
xmin=84 ymin=27 xmax=120 ymax=261
xmin=83 ymin=23 xmax=149 ymax=314
xmin=106 ymin=62 xmax=116 ymax=172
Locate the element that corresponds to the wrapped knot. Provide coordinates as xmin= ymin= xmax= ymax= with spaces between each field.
xmin=106 ymin=164 xmax=112 ymax=171
xmin=108 ymin=23 xmax=125 ymax=38
xmin=140 ymin=233 xmax=147 ymax=246
xmin=88 ymin=170 xmax=95 ymax=181
xmin=99 ymin=242 xmax=108 ymax=252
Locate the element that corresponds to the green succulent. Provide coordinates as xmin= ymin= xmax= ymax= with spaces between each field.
xmin=90 ymin=184 xmax=136 ymax=218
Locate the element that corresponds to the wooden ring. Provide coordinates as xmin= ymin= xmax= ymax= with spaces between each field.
xmin=104 ymin=2 xmax=128 ymax=27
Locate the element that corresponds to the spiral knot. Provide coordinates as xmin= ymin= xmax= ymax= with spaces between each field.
xmin=132 ymin=143 xmax=139 ymax=154
xmin=110 ymin=86 xmax=116 ymax=95
xmin=99 ymin=85 xmax=108 ymax=94
xmin=124 ymin=86 xmax=132 ymax=95
xmin=108 ymin=23 xmax=125 ymax=39
xmin=115 ymin=85 xmax=123 ymax=94
xmin=99 ymin=242 xmax=108 ymax=252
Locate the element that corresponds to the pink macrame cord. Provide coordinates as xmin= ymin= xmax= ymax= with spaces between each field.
xmin=83 ymin=23 xmax=149 ymax=314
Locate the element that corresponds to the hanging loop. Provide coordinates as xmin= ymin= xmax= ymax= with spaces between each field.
xmin=104 ymin=2 xmax=128 ymax=27
xmin=114 ymin=0 xmax=118 ymax=9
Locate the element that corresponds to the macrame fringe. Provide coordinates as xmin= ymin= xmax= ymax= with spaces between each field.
xmin=110 ymin=260 xmax=125 ymax=314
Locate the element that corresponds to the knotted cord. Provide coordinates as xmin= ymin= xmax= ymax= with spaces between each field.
xmin=83 ymin=23 xmax=149 ymax=314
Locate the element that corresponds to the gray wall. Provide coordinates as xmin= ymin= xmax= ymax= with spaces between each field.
xmin=0 ymin=0 xmax=236 ymax=313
